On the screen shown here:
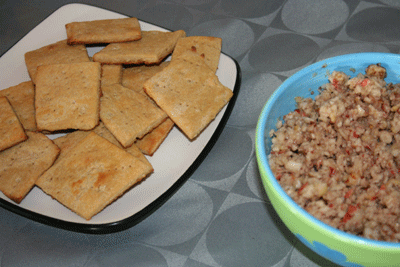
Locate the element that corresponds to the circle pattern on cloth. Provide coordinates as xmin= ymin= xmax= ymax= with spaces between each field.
xmin=191 ymin=127 xmax=253 ymax=182
xmin=1 ymin=223 xmax=90 ymax=267
xmin=139 ymin=3 xmax=193 ymax=31
xmin=378 ymin=0 xmax=400 ymax=8
xmin=281 ymin=0 xmax=349 ymax=34
xmin=0 ymin=209 xmax=27 ymax=249
xmin=346 ymin=7 xmax=400 ymax=42
xmin=189 ymin=19 xmax=254 ymax=58
xmin=168 ymin=0 xmax=216 ymax=5
xmin=217 ymin=0 xmax=282 ymax=18
xmin=315 ymin=42 xmax=390 ymax=62
xmin=130 ymin=181 xmax=213 ymax=246
xmin=228 ymin=73 xmax=282 ymax=127
xmin=206 ymin=202 xmax=294 ymax=266
xmin=248 ymin=33 xmax=319 ymax=72
xmin=85 ymin=243 xmax=167 ymax=267
xmin=289 ymin=247 xmax=322 ymax=267
xmin=246 ymin=157 xmax=268 ymax=200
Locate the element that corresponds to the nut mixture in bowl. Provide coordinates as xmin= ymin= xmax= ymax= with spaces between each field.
xmin=269 ymin=64 xmax=400 ymax=242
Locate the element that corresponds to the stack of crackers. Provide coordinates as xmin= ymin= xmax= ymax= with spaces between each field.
xmin=0 ymin=17 xmax=233 ymax=220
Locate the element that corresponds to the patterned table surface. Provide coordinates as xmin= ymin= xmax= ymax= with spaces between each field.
xmin=1 ymin=0 xmax=399 ymax=266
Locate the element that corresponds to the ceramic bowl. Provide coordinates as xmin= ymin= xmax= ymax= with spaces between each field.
xmin=255 ymin=53 xmax=400 ymax=267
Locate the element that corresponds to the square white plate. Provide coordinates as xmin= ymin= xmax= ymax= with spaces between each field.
xmin=0 ymin=3 xmax=240 ymax=233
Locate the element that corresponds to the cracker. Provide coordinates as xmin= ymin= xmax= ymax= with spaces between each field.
xmin=0 ymin=132 xmax=60 ymax=203
xmin=122 ymin=62 xmax=169 ymax=95
xmin=100 ymin=83 xmax=167 ymax=147
xmin=171 ymin=36 xmax=222 ymax=73
xmin=66 ymin=17 xmax=141 ymax=45
xmin=143 ymin=51 xmax=233 ymax=140
xmin=24 ymin=40 xmax=90 ymax=84
xmin=0 ymin=96 xmax=27 ymax=152
xmin=124 ymin=142 xmax=151 ymax=165
xmin=92 ymin=122 xmax=150 ymax=166
xmin=101 ymin=64 xmax=123 ymax=87
xmin=93 ymin=30 xmax=186 ymax=65
xmin=0 ymin=81 xmax=36 ymax=131
xmin=35 ymin=62 xmax=101 ymax=132
xmin=36 ymin=132 xmax=153 ymax=220
xmin=53 ymin=130 xmax=89 ymax=162
xmin=53 ymin=122 xmax=151 ymax=167
xmin=135 ymin=118 xmax=174 ymax=156
xmin=92 ymin=122 xmax=151 ymax=167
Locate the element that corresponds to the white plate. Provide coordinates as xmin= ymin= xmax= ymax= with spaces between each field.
xmin=0 ymin=3 xmax=240 ymax=233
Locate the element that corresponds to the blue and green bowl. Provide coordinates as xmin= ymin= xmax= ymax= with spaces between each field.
xmin=255 ymin=53 xmax=400 ymax=267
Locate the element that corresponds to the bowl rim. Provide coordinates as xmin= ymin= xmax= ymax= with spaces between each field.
xmin=255 ymin=52 xmax=400 ymax=249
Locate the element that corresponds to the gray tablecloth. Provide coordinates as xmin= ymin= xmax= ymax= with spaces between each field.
xmin=1 ymin=0 xmax=399 ymax=266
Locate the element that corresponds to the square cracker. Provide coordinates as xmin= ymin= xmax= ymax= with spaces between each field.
xmin=53 ymin=122 xmax=151 ymax=167
xmin=0 ymin=132 xmax=60 ymax=203
xmin=35 ymin=62 xmax=101 ymax=132
xmin=100 ymin=83 xmax=167 ymax=147
xmin=0 ymin=81 xmax=36 ymax=131
xmin=171 ymin=36 xmax=222 ymax=73
xmin=122 ymin=62 xmax=169 ymax=95
xmin=66 ymin=17 xmax=141 ymax=45
xmin=135 ymin=118 xmax=174 ymax=156
xmin=36 ymin=132 xmax=153 ymax=220
xmin=0 ymin=96 xmax=27 ymax=152
xmin=93 ymin=30 xmax=186 ymax=65
xmin=92 ymin=122 xmax=150 ymax=166
xmin=52 ymin=131 xmax=89 ymax=163
xmin=24 ymin=40 xmax=90 ymax=84
xmin=101 ymin=64 xmax=123 ymax=87
xmin=144 ymin=51 xmax=233 ymax=140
